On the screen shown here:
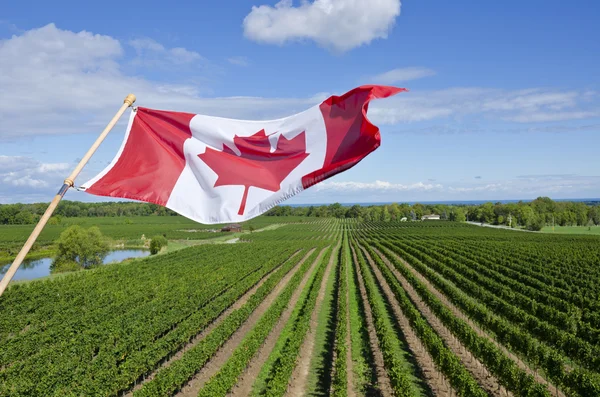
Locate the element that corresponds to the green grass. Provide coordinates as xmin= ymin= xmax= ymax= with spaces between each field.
xmin=541 ymin=225 xmax=600 ymax=235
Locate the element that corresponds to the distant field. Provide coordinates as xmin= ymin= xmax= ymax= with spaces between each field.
xmin=541 ymin=225 xmax=600 ymax=235
xmin=0 ymin=215 xmax=307 ymax=261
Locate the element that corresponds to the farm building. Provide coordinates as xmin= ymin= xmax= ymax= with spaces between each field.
xmin=421 ymin=214 xmax=441 ymax=221
xmin=221 ymin=224 xmax=242 ymax=232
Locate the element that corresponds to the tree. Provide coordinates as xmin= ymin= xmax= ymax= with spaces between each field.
xmin=150 ymin=235 xmax=168 ymax=255
xmin=382 ymin=205 xmax=391 ymax=222
xmin=52 ymin=226 xmax=110 ymax=272
xmin=525 ymin=214 xmax=545 ymax=231
xmin=248 ymin=225 xmax=255 ymax=233
xmin=346 ymin=204 xmax=362 ymax=219
xmin=13 ymin=210 xmax=34 ymax=225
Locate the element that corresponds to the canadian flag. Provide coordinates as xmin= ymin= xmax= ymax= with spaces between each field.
xmin=82 ymin=85 xmax=405 ymax=224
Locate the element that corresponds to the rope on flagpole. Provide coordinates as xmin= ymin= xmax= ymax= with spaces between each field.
xmin=0 ymin=94 xmax=136 ymax=298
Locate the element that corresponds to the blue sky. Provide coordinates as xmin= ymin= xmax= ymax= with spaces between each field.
xmin=1 ymin=0 xmax=599 ymax=205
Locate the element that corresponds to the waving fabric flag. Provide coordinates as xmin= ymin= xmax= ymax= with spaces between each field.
xmin=82 ymin=85 xmax=405 ymax=224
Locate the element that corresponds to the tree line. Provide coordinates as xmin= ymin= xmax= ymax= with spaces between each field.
xmin=0 ymin=201 xmax=178 ymax=225
xmin=1 ymin=197 xmax=599 ymax=231
xmin=265 ymin=197 xmax=600 ymax=231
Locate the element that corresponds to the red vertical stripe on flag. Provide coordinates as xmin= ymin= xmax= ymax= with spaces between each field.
xmin=301 ymin=85 xmax=406 ymax=189
xmin=85 ymin=108 xmax=194 ymax=206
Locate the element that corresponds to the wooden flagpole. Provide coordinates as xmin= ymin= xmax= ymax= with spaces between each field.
xmin=0 ymin=94 xmax=136 ymax=297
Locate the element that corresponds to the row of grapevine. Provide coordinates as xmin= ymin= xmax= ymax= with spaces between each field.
xmin=331 ymin=231 xmax=349 ymax=397
xmin=257 ymin=245 xmax=334 ymax=396
xmin=401 ymin=237 xmax=589 ymax=337
xmin=349 ymin=239 xmax=421 ymax=397
xmin=392 ymin=238 xmax=600 ymax=372
xmin=356 ymin=241 xmax=489 ymax=397
xmin=133 ymin=248 xmax=312 ymax=396
xmin=370 ymin=241 xmax=554 ymax=397
xmin=196 ymin=247 xmax=328 ymax=396
xmin=376 ymin=239 xmax=600 ymax=396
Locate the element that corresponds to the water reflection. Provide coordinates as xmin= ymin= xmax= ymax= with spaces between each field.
xmin=0 ymin=250 xmax=151 ymax=281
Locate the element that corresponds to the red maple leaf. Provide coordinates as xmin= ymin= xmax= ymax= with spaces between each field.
xmin=198 ymin=130 xmax=309 ymax=215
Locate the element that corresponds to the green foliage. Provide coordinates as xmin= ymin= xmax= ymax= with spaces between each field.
xmin=525 ymin=213 xmax=545 ymax=231
xmin=47 ymin=215 xmax=62 ymax=225
xmin=51 ymin=260 xmax=81 ymax=273
xmin=52 ymin=225 xmax=110 ymax=270
xmin=149 ymin=235 xmax=168 ymax=255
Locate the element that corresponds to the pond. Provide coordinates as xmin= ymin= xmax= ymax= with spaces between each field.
xmin=0 ymin=249 xmax=151 ymax=282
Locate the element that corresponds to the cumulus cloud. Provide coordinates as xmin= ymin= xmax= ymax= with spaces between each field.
xmin=1 ymin=24 xmax=598 ymax=143
xmin=243 ymin=0 xmax=401 ymax=52
xmin=0 ymin=24 xmax=319 ymax=139
xmin=370 ymin=67 xmax=436 ymax=84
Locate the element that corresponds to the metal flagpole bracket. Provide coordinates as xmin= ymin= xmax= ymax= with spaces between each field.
xmin=0 ymin=94 xmax=136 ymax=297
xmin=57 ymin=183 xmax=71 ymax=196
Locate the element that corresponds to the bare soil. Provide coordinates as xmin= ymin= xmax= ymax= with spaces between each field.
xmin=375 ymin=246 xmax=565 ymax=397
xmin=350 ymin=244 xmax=392 ymax=397
xmin=286 ymin=242 xmax=340 ymax=396
xmin=175 ymin=248 xmax=317 ymax=396
xmin=227 ymin=247 xmax=329 ymax=396
xmin=359 ymin=244 xmax=457 ymax=397
xmin=345 ymin=255 xmax=356 ymax=397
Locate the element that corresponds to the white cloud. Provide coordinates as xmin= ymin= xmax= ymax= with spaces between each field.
xmin=508 ymin=111 xmax=600 ymax=123
xmin=370 ymin=67 xmax=436 ymax=84
xmin=243 ymin=0 xmax=401 ymax=52
xmin=295 ymin=175 xmax=600 ymax=203
xmin=315 ymin=180 xmax=443 ymax=192
xmin=227 ymin=56 xmax=250 ymax=67
xmin=368 ymin=87 xmax=600 ymax=124
xmin=0 ymin=155 xmax=70 ymax=191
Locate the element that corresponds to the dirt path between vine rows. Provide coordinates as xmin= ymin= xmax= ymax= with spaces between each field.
xmin=358 ymin=244 xmax=457 ymax=397
xmin=126 ymin=250 xmax=302 ymax=395
xmin=350 ymin=244 xmax=392 ymax=397
xmin=375 ymin=246 xmax=564 ymax=397
xmin=345 ymin=254 xmax=356 ymax=397
xmin=175 ymin=248 xmax=318 ymax=397
xmin=286 ymin=242 xmax=340 ymax=396
xmin=227 ymin=247 xmax=329 ymax=396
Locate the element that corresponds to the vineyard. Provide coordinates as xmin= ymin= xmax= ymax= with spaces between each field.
xmin=1 ymin=219 xmax=599 ymax=396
